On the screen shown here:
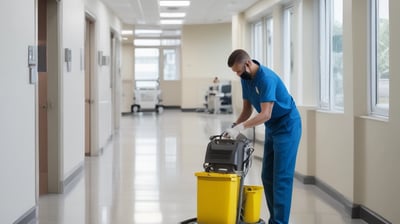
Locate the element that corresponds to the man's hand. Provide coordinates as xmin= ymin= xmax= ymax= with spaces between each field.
xmin=224 ymin=123 xmax=245 ymax=139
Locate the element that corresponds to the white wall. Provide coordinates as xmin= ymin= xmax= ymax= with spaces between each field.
xmin=315 ymin=112 xmax=354 ymax=199
xmin=0 ymin=0 xmax=36 ymax=223
xmin=84 ymin=0 xmax=122 ymax=152
xmin=61 ymin=0 xmax=86 ymax=183
xmin=159 ymin=80 xmax=181 ymax=106
xmin=181 ymin=23 xmax=233 ymax=109
xmin=58 ymin=0 xmax=122 ymax=183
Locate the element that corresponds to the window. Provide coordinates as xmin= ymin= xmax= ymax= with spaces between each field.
xmin=251 ymin=17 xmax=274 ymax=68
xmin=266 ymin=17 xmax=274 ymax=68
xmin=252 ymin=21 xmax=264 ymax=63
xmin=163 ymin=48 xmax=180 ymax=80
xmin=134 ymin=37 xmax=181 ymax=84
xmin=319 ymin=0 xmax=343 ymax=111
xmin=370 ymin=0 xmax=389 ymax=116
xmin=135 ymin=48 xmax=159 ymax=89
xmin=283 ymin=7 xmax=294 ymax=92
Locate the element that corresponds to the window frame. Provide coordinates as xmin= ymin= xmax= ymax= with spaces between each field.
xmin=319 ymin=0 xmax=344 ymax=111
xmin=250 ymin=15 xmax=274 ymax=68
xmin=265 ymin=17 xmax=274 ymax=69
xmin=369 ymin=0 xmax=389 ymax=117
xmin=162 ymin=47 xmax=181 ymax=81
xmin=283 ymin=6 xmax=294 ymax=93
xmin=251 ymin=20 xmax=265 ymax=64
xmin=133 ymin=35 xmax=181 ymax=82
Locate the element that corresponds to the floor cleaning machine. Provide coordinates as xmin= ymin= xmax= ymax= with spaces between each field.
xmin=181 ymin=134 xmax=266 ymax=224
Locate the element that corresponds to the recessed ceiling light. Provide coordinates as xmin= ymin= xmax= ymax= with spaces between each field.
xmin=121 ymin=30 xmax=133 ymax=35
xmin=160 ymin=1 xmax=190 ymax=7
xmin=160 ymin=12 xmax=186 ymax=18
xmin=162 ymin=29 xmax=182 ymax=36
xmin=160 ymin=19 xmax=183 ymax=25
xmin=135 ymin=29 xmax=162 ymax=35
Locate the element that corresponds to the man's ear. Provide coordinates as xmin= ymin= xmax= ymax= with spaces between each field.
xmin=245 ymin=60 xmax=251 ymax=69
xmin=246 ymin=59 xmax=252 ymax=67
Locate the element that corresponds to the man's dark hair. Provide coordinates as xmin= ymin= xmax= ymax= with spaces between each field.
xmin=227 ymin=49 xmax=251 ymax=67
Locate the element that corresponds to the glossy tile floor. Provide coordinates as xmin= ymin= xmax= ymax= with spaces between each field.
xmin=37 ymin=110 xmax=367 ymax=224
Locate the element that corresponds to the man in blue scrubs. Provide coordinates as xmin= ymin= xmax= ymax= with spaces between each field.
xmin=224 ymin=49 xmax=302 ymax=224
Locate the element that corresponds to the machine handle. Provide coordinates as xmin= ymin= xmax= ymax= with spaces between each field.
xmin=209 ymin=134 xmax=223 ymax=140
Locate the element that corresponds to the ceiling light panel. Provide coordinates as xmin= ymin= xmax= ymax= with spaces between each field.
xmin=160 ymin=19 xmax=183 ymax=25
xmin=135 ymin=29 xmax=162 ymax=37
xmin=160 ymin=12 xmax=186 ymax=18
xmin=159 ymin=1 xmax=191 ymax=7
xmin=121 ymin=30 xmax=133 ymax=35
xmin=135 ymin=29 xmax=162 ymax=34
xmin=162 ymin=29 xmax=182 ymax=36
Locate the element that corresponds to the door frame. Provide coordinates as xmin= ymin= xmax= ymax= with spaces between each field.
xmin=85 ymin=11 xmax=99 ymax=156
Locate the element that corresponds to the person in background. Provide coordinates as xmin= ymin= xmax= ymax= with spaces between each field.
xmin=224 ymin=49 xmax=302 ymax=224
xmin=212 ymin=76 xmax=220 ymax=90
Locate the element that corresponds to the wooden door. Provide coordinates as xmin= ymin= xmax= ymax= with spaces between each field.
xmin=85 ymin=18 xmax=94 ymax=156
xmin=38 ymin=0 xmax=48 ymax=195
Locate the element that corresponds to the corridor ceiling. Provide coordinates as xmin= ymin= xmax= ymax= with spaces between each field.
xmin=101 ymin=0 xmax=259 ymax=26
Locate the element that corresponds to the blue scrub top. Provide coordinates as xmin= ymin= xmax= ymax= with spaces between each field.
xmin=241 ymin=60 xmax=296 ymax=127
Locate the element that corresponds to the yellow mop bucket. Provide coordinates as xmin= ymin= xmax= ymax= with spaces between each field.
xmin=195 ymin=172 xmax=240 ymax=224
xmin=242 ymin=185 xmax=264 ymax=223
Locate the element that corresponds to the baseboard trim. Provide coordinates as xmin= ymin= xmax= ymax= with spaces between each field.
xmin=181 ymin=108 xmax=197 ymax=112
xmin=358 ymin=205 xmax=392 ymax=224
xmin=14 ymin=206 xmax=36 ymax=224
xmin=294 ymin=172 xmax=354 ymax=216
xmin=92 ymin=134 xmax=114 ymax=157
xmin=121 ymin=106 xmax=181 ymax=116
xmin=61 ymin=162 xmax=84 ymax=194
xmin=294 ymin=172 xmax=315 ymax=185
xmin=315 ymin=175 xmax=354 ymax=217
xmin=164 ymin=106 xmax=181 ymax=109
xmin=294 ymin=172 xmax=391 ymax=224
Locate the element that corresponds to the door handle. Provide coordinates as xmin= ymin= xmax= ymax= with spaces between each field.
xmin=85 ymin=99 xmax=95 ymax=104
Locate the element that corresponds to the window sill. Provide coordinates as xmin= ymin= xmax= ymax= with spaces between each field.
xmin=316 ymin=109 xmax=344 ymax=115
xmin=359 ymin=115 xmax=389 ymax=123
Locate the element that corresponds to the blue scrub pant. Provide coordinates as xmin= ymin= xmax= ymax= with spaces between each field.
xmin=261 ymin=109 xmax=302 ymax=224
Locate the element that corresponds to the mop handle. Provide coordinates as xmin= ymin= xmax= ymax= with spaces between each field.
xmin=236 ymin=171 xmax=245 ymax=224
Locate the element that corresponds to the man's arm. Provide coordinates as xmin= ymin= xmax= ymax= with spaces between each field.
xmin=242 ymin=102 xmax=274 ymax=128
xmin=235 ymin=100 xmax=253 ymax=125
